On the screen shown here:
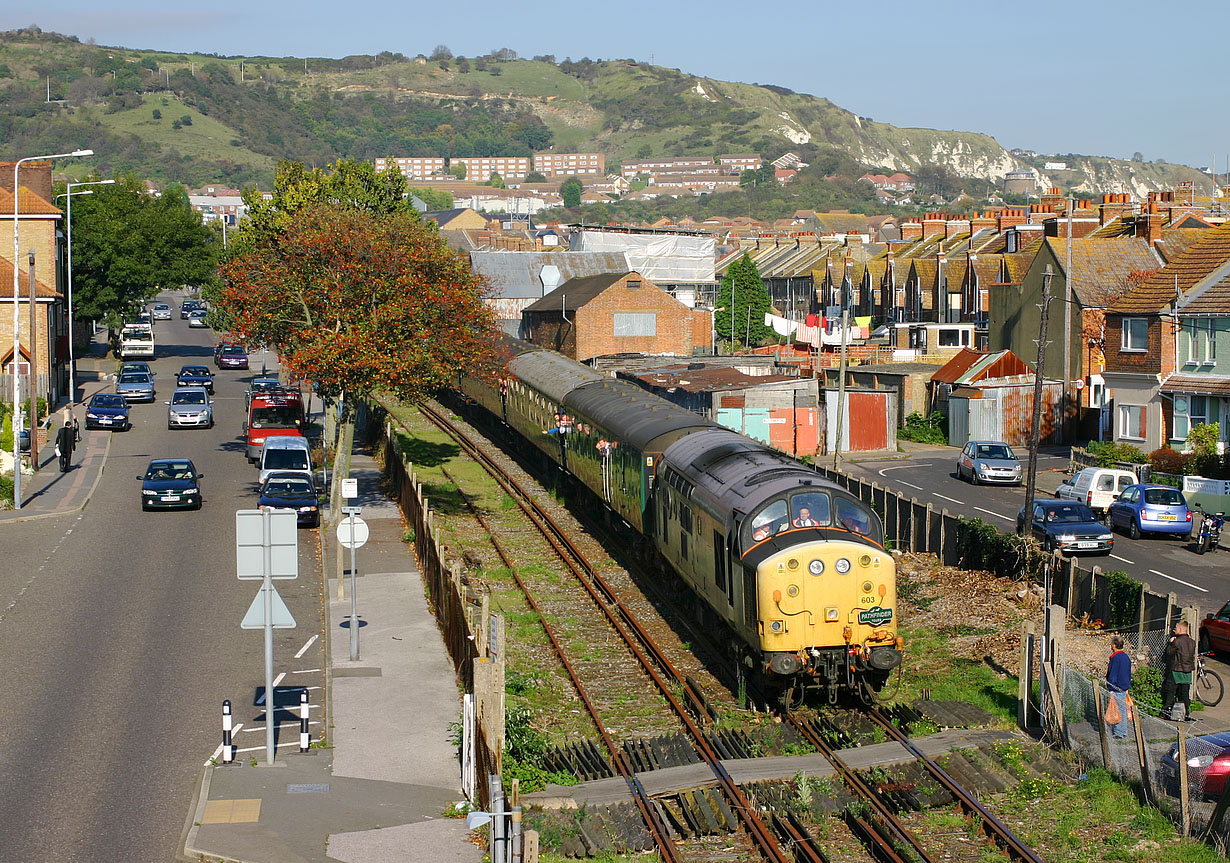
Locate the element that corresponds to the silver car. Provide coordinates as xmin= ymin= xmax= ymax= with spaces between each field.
xmin=166 ymin=387 xmax=214 ymax=429
xmin=115 ymin=371 xmax=156 ymax=403
xmin=151 ymin=303 xmax=172 ymax=320
xmin=956 ymin=440 xmax=1022 ymax=485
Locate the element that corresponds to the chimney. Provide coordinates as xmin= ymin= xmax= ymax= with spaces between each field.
xmin=970 ymin=210 xmax=997 ymax=235
xmin=901 ymin=219 xmax=923 ymax=241
xmin=0 ymin=160 xmax=54 ymax=204
xmin=945 ymin=216 xmax=971 ymax=240
xmin=922 ymin=213 xmax=946 ymax=238
xmin=997 ymin=208 xmax=1028 ymax=231
xmin=1143 ymin=201 xmax=1164 ymax=244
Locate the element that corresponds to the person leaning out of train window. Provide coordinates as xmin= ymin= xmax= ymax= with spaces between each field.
xmin=543 ymin=413 xmax=568 ymax=435
xmin=792 ymin=507 xmax=820 ymax=528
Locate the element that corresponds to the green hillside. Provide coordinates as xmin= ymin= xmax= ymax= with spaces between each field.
xmin=0 ymin=26 xmax=1212 ymax=200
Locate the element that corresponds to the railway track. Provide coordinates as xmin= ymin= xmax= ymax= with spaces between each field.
xmin=400 ymin=400 xmax=1048 ymax=863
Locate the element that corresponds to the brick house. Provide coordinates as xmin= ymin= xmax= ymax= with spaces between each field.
xmin=521 ymin=272 xmax=710 ymax=361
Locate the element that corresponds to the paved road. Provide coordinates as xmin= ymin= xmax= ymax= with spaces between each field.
xmin=0 ymin=296 xmax=325 ymax=863
xmin=844 ymin=449 xmax=1225 ymax=611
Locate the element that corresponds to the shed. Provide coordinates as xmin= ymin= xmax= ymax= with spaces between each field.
xmin=929 ymin=349 xmax=1032 ymax=416
xmin=947 ymin=373 xmax=1062 ymax=447
xmin=822 ymin=388 xmax=897 ymax=454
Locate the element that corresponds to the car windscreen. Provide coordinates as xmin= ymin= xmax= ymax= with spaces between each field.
xmin=976 ymin=444 xmax=1015 ymax=460
xmin=265 ymin=449 xmax=309 ymax=470
xmin=92 ymin=395 xmax=126 ymax=408
xmin=172 ymin=391 xmax=207 ymax=405
xmin=250 ymin=406 xmax=301 ymax=429
xmin=147 ymin=462 xmax=194 ymax=480
xmin=265 ymin=478 xmax=314 ymax=495
xmin=223 ymin=346 xmax=245 ymax=355
xmin=118 ymin=374 xmax=150 ymax=384
xmin=1045 ymin=504 xmax=1096 ymax=523
xmin=1144 ymin=488 xmax=1185 ymax=506
xmin=181 ymin=367 xmax=209 ymax=376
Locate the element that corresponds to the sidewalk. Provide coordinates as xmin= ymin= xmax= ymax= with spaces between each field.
xmin=182 ymin=437 xmax=479 ymax=863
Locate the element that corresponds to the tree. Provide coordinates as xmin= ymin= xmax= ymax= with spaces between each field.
xmin=450 ymin=163 xmax=467 ymax=180
xmin=560 ymin=176 xmax=583 ymax=208
xmin=739 ymin=162 xmax=774 ymax=189
xmin=524 ymin=170 xmax=547 ymax=184
xmin=430 ymin=44 xmax=453 ymax=61
xmin=151 ymin=109 xmax=161 ymax=119
xmin=410 ymin=187 xmax=454 ymax=210
xmin=714 ymin=254 xmax=773 ymax=350
xmin=488 ymin=172 xmax=505 ymax=189
xmin=69 ymin=176 xmax=220 ymax=332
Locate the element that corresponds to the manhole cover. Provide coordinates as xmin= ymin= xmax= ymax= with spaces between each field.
xmin=286 ymin=783 xmax=330 ymax=794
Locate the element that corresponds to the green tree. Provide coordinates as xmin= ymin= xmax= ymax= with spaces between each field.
xmin=739 ymin=162 xmax=774 ymax=189
xmin=450 ymin=163 xmax=467 ymax=180
xmin=524 ymin=170 xmax=547 ymax=184
xmin=488 ymin=172 xmax=505 ymax=189
xmin=714 ymin=254 xmax=773 ymax=350
xmin=560 ymin=176 xmax=583 ymax=208
xmin=151 ymin=108 xmax=161 ymax=120
xmin=410 ymin=187 xmax=454 ymax=210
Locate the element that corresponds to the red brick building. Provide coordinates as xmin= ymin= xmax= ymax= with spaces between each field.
xmin=521 ymin=272 xmax=710 ymax=361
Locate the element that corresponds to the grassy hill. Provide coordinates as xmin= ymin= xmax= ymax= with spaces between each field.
xmin=0 ymin=27 xmax=1212 ymax=201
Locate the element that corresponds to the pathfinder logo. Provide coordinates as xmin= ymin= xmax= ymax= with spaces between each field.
xmin=858 ymin=606 xmax=893 ymax=627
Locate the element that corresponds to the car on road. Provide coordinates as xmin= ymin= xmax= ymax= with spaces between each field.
xmin=187 ymin=309 xmax=209 ymax=328
xmin=216 ymin=344 xmax=249 ymax=370
xmin=1200 ymin=601 xmax=1230 ymax=654
xmin=258 ymin=472 xmax=321 ymax=527
xmin=245 ymin=376 xmax=284 ymax=410
xmin=166 ymin=387 xmax=214 ymax=429
xmin=1016 ymin=500 xmax=1113 ymax=555
xmin=180 ymin=299 xmax=203 ymax=319
xmin=119 ymin=361 xmax=155 ymax=378
xmin=84 ymin=392 xmax=131 ymax=431
xmin=115 ymin=371 xmax=156 ymax=403
xmin=1161 ymin=730 xmax=1230 ymax=799
xmin=1107 ymin=483 xmax=1193 ymax=540
xmin=151 ymin=303 xmax=172 ymax=320
xmin=1055 ymin=468 xmax=1138 ymax=516
xmin=177 ymin=365 xmax=214 ymax=394
xmin=956 ymin=440 xmax=1022 ymax=485
xmin=138 ymin=458 xmax=203 ymax=510
xmin=258 ymin=435 xmax=312 ymax=484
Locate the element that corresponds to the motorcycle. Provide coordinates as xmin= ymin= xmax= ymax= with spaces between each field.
xmin=1195 ymin=506 xmax=1225 ymax=555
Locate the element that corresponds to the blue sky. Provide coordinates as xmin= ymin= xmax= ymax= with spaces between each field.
xmin=4 ymin=1 xmax=1227 ymax=170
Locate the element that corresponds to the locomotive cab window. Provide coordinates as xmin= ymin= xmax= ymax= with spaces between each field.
xmin=750 ymin=500 xmax=789 ymax=542
xmin=790 ymin=492 xmax=830 ymax=528
xmin=835 ymin=497 xmax=871 ymax=535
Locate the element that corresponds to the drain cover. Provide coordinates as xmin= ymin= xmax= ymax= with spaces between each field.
xmin=286 ymin=783 xmax=330 ymax=794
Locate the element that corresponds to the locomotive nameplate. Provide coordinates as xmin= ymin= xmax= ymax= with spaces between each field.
xmin=858 ymin=606 xmax=893 ymax=626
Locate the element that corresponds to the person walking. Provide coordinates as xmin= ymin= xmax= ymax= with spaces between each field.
xmin=1163 ymin=620 xmax=1197 ymax=721
xmin=54 ymin=418 xmax=76 ymax=473
xmin=1107 ymin=635 xmax=1132 ymax=739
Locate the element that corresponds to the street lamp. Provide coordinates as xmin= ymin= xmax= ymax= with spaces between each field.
xmin=11 ymin=148 xmax=92 ymax=510
xmin=56 ymin=178 xmax=114 ymax=404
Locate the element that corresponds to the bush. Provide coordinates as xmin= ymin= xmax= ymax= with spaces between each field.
xmin=898 ymin=411 xmax=947 ymax=445
xmin=1085 ymin=440 xmax=1146 ymax=468
xmin=1148 ymin=446 xmax=1190 ymax=475
xmin=956 ymin=517 xmax=1042 ymax=579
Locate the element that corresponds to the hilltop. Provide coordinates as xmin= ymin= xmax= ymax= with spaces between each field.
xmin=0 ymin=27 xmax=1211 ymax=200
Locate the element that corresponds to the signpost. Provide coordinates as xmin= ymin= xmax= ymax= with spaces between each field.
xmin=236 ymin=509 xmax=298 ymax=764
xmin=338 ymin=478 xmax=367 ymax=661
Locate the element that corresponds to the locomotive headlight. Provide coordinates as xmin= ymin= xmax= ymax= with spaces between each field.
xmin=808 ymin=559 xmax=825 ymax=575
xmin=825 ymin=608 xmax=839 ymax=622
xmin=859 ymin=555 xmax=872 ymax=567
xmin=786 ymin=584 xmax=800 ymax=597
xmin=787 ymin=558 xmax=799 ymax=571
xmin=835 ymin=558 xmax=851 ymax=574
xmin=770 ymin=620 xmax=784 ymax=633
xmin=862 ymin=581 xmax=874 ymax=593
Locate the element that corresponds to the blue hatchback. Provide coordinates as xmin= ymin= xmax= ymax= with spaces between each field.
xmin=1108 ymin=483 xmax=1193 ymax=540
xmin=84 ymin=392 xmax=131 ymax=431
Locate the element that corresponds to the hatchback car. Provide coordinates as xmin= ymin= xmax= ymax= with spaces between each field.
xmin=151 ymin=303 xmax=172 ymax=320
xmin=84 ymin=392 xmax=131 ymax=431
xmin=1016 ymin=500 xmax=1113 ymax=555
xmin=138 ymin=458 xmax=203 ymax=510
xmin=216 ymin=344 xmax=249 ymax=370
xmin=1161 ymin=731 xmax=1230 ymax=800
xmin=177 ymin=364 xmax=214 ymax=394
xmin=258 ymin=472 xmax=321 ymax=527
xmin=119 ymin=361 xmax=154 ymax=378
xmin=115 ymin=371 xmax=156 ymax=403
xmin=956 ymin=440 xmax=1023 ymax=485
xmin=166 ymin=387 xmax=214 ymax=429
xmin=1107 ymin=483 xmax=1193 ymax=540
xmin=187 ymin=309 xmax=209 ymax=328
xmin=180 ymin=299 xmax=202 ymax=319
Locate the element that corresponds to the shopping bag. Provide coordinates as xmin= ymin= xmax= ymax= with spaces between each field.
xmin=1125 ymin=693 xmax=1136 ymax=722
xmin=1104 ymin=696 xmax=1122 ymax=726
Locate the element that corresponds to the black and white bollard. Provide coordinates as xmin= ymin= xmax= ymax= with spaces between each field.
xmin=299 ymin=691 xmax=310 ymax=753
xmin=221 ymin=700 xmax=235 ymax=764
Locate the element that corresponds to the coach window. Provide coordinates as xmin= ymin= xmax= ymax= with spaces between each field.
xmin=789 ymin=492 xmax=831 ymax=528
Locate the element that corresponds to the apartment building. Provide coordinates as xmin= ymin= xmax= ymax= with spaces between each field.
xmin=452 ymin=156 xmax=531 ymax=183
xmin=375 ymin=156 xmax=447 ymax=180
xmin=718 ymin=154 xmax=762 ymax=174
xmin=533 ymin=153 xmax=605 ymax=177
xmin=622 ymin=157 xmax=712 ymax=179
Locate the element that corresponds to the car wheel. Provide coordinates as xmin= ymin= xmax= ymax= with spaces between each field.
xmin=1129 ymin=519 xmax=1142 ymax=540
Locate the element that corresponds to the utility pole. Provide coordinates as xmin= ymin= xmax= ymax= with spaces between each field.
xmin=1023 ymin=265 xmax=1056 ymax=530
xmin=833 ymin=307 xmax=850 ymax=471
xmin=27 ymin=250 xmax=38 ymax=471
xmin=1062 ymin=196 xmax=1073 ymax=442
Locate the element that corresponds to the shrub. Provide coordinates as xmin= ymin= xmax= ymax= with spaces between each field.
xmin=1148 ymin=446 xmax=1190 ymax=475
xmin=1099 ymin=569 xmax=1141 ymax=631
xmin=898 ymin=411 xmax=947 ymax=445
xmin=1086 ymin=440 xmax=1146 ymax=468
xmin=956 ymin=517 xmax=1042 ymax=579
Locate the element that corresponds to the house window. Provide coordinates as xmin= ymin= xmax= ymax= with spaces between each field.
xmin=1185 ymin=320 xmax=1199 ymax=363
xmin=1174 ymin=394 xmax=1208 ymax=440
xmin=613 ymin=312 xmax=656 ymax=337
xmin=1121 ymin=318 xmax=1148 ymax=352
xmin=1119 ymin=404 xmax=1147 ymax=440
xmin=1203 ymin=319 xmax=1216 ymax=364
xmin=938 ymin=328 xmax=961 ymax=347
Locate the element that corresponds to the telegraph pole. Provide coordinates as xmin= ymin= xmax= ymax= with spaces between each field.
xmin=1062 ymin=196 xmax=1073 ymax=441
xmin=27 ymin=250 xmax=38 ymax=470
xmin=1023 ymin=265 xmax=1056 ymax=528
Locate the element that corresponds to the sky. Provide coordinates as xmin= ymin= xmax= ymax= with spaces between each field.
xmin=3 ymin=1 xmax=1227 ymax=170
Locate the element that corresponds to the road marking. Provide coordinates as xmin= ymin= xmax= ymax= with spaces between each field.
xmin=1109 ymin=554 xmax=1135 ymax=564
xmin=933 ymin=493 xmax=961 ymax=504
xmin=1149 ymin=569 xmax=1208 ymax=592
xmin=877 ymin=465 xmax=926 ymax=489
xmin=293 ymin=634 xmax=319 ymax=659
xmin=238 ymin=719 xmax=320 ymax=731
xmin=273 ymin=672 xmax=286 ymax=688
xmin=290 ymin=668 xmax=322 ymax=674
xmin=974 ymin=507 xmax=1012 ymax=522
xmin=204 ymin=722 xmax=245 ymax=765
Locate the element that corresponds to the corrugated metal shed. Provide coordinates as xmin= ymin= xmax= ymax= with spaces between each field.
xmin=471 ymin=251 xmax=631 ymax=299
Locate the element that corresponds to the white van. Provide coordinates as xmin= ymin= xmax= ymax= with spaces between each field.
xmin=258 ymin=435 xmax=312 ymax=484
xmin=1056 ymin=467 xmax=1138 ymax=515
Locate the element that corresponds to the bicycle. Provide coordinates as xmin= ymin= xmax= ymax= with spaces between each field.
xmin=1195 ymin=651 xmax=1224 ymax=707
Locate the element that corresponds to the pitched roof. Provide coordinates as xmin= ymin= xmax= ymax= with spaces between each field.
xmin=0 ymin=187 xmax=62 ymax=217
xmin=969 ymin=254 xmax=1003 ymax=284
xmin=1159 ymin=374 xmax=1230 ymax=396
xmin=1179 ymin=266 xmax=1230 ymax=315
xmin=522 ymin=272 xmax=633 ymax=312
xmin=0 ymin=256 xmax=57 ymax=298
xmin=1111 ymin=221 xmax=1230 ymax=314
xmin=470 ymin=251 xmax=632 ymax=299
xmin=931 ymin=349 xmax=1026 ymax=384
xmin=1047 ymin=237 xmax=1161 ymax=307
xmin=1159 ymin=226 xmax=1215 ymax=263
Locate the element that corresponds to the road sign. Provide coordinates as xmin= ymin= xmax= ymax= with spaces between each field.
xmin=337 ymin=516 xmax=369 ymax=549
xmin=341 ymin=505 xmax=363 ymax=515
xmin=1074 ymin=379 xmax=1085 ymax=391
xmin=241 ymin=583 xmax=297 ymax=629
xmin=342 ymin=477 xmax=357 ymax=499
xmin=236 ymin=509 xmax=299 ymax=579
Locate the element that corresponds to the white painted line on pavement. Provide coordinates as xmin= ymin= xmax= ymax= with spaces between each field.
xmin=933 ymin=493 xmax=961 ymax=504
xmin=293 ymin=634 xmax=319 ymax=659
xmin=1149 ymin=569 xmax=1208 ymax=593
xmin=290 ymin=668 xmax=322 ymax=674
xmin=974 ymin=507 xmax=1012 ymax=521
xmin=1109 ymin=554 xmax=1135 ymax=565
xmin=272 ymin=672 xmax=286 ymax=688
xmin=898 ymin=480 xmax=923 ymax=490
xmin=238 ymin=719 xmax=320 ymax=732
xmin=877 ymin=465 xmax=927 ymax=490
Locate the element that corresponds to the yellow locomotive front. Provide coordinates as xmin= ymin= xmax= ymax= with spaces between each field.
xmin=744 ymin=488 xmax=902 ymax=701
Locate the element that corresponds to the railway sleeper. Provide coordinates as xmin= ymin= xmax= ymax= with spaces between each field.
xmin=912 ymin=698 xmax=994 ymax=729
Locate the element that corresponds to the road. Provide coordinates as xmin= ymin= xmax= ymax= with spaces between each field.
xmin=0 ymin=296 xmax=326 ymax=863
xmin=843 ymin=448 xmax=1225 ymax=611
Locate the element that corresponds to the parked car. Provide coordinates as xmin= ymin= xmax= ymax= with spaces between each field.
xmin=1107 ymin=483 xmax=1193 ymax=540
xmin=1200 ymin=601 xmax=1230 ymax=654
xmin=84 ymin=392 xmax=131 ymax=431
xmin=258 ymin=472 xmax=321 ymax=527
xmin=956 ymin=440 xmax=1022 ymax=485
xmin=216 ymin=344 xmax=249 ymax=370
xmin=115 ymin=371 xmax=156 ymax=403
xmin=1055 ymin=468 xmax=1138 ymax=516
xmin=138 ymin=458 xmax=203 ymax=510
xmin=151 ymin=303 xmax=172 ymax=320
xmin=1016 ymin=500 xmax=1113 ymax=555
xmin=187 ymin=309 xmax=209 ymax=328
xmin=177 ymin=364 xmax=214 ymax=394
xmin=1161 ymin=731 xmax=1230 ymax=799
xmin=180 ymin=299 xmax=202 ymax=319
xmin=166 ymin=387 xmax=214 ymax=429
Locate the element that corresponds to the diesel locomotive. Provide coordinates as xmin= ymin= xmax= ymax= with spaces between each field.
xmin=459 ymin=337 xmax=902 ymax=703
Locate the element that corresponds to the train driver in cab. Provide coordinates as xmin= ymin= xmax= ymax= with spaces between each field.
xmin=792 ymin=507 xmax=820 ymax=528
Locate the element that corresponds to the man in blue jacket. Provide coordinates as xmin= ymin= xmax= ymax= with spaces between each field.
xmin=1107 ymin=635 xmax=1132 ymax=739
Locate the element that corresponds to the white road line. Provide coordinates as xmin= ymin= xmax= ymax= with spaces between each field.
xmin=1149 ymin=569 xmax=1208 ymax=593
xmin=897 ymin=480 xmax=923 ymax=490
xmin=974 ymin=507 xmax=1012 ymax=522
xmin=294 ymin=634 xmax=319 ymax=659
xmin=203 ymin=722 xmax=245 ymax=765
xmin=933 ymin=493 xmax=961 ymax=504
xmin=1109 ymin=554 xmax=1135 ymax=565
xmin=238 ymin=719 xmax=320 ymax=732
xmin=273 ymin=672 xmax=286 ymax=688
xmin=877 ymin=464 xmax=926 ymax=490
xmin=290 ymin=668 xmax=322 ymax=674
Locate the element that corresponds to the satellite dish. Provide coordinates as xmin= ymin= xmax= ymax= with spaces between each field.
xmin=540 ymin=264 xmax=562 ymax=293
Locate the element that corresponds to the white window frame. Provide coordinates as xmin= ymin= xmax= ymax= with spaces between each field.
xmin=1203 ymin=319 xmax=1217 ymax=365
xmin=1174 ymin=394 xmax=1208 ymax=441
xmin=1185 ymin=319 xmax=1199 ymax=364
xmin=1118 ymin=404 xmax=1146 ymax=441
xmin=1121 ymin=318 xmax=1148 ymax=352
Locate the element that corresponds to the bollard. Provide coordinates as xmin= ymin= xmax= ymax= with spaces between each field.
xmin=222 ymin=699 xmax=235 ymax=764
xmin=299 ymin=691 xmax=310 ymax=753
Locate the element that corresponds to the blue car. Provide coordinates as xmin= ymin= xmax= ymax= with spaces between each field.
xmin=116 ymin=371 xmax=156 ymax=403
xmin=1108 ymin=483 xmax=1193 ymax=540
xmin=138 ymin=458 xmax=203 ymax=511
xmin=177 ymin=364 xmax=215 ymax=394
xmin=84 ymin=392 xmax=131 ymax=431
xmin=258 ymin=472 xmax=320 ymax=527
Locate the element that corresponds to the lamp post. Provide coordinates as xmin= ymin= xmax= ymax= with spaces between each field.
xmin=56 ymin=178 xmax=114 ymax=405
xmin=11 ymin=148 xmax=92 ymax=510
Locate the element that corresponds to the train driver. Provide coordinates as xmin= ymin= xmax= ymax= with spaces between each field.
xmin=836 ymin=498 xmax=871 ymax=535
xmin=792 ymin=508 xmax=820 ymax=528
